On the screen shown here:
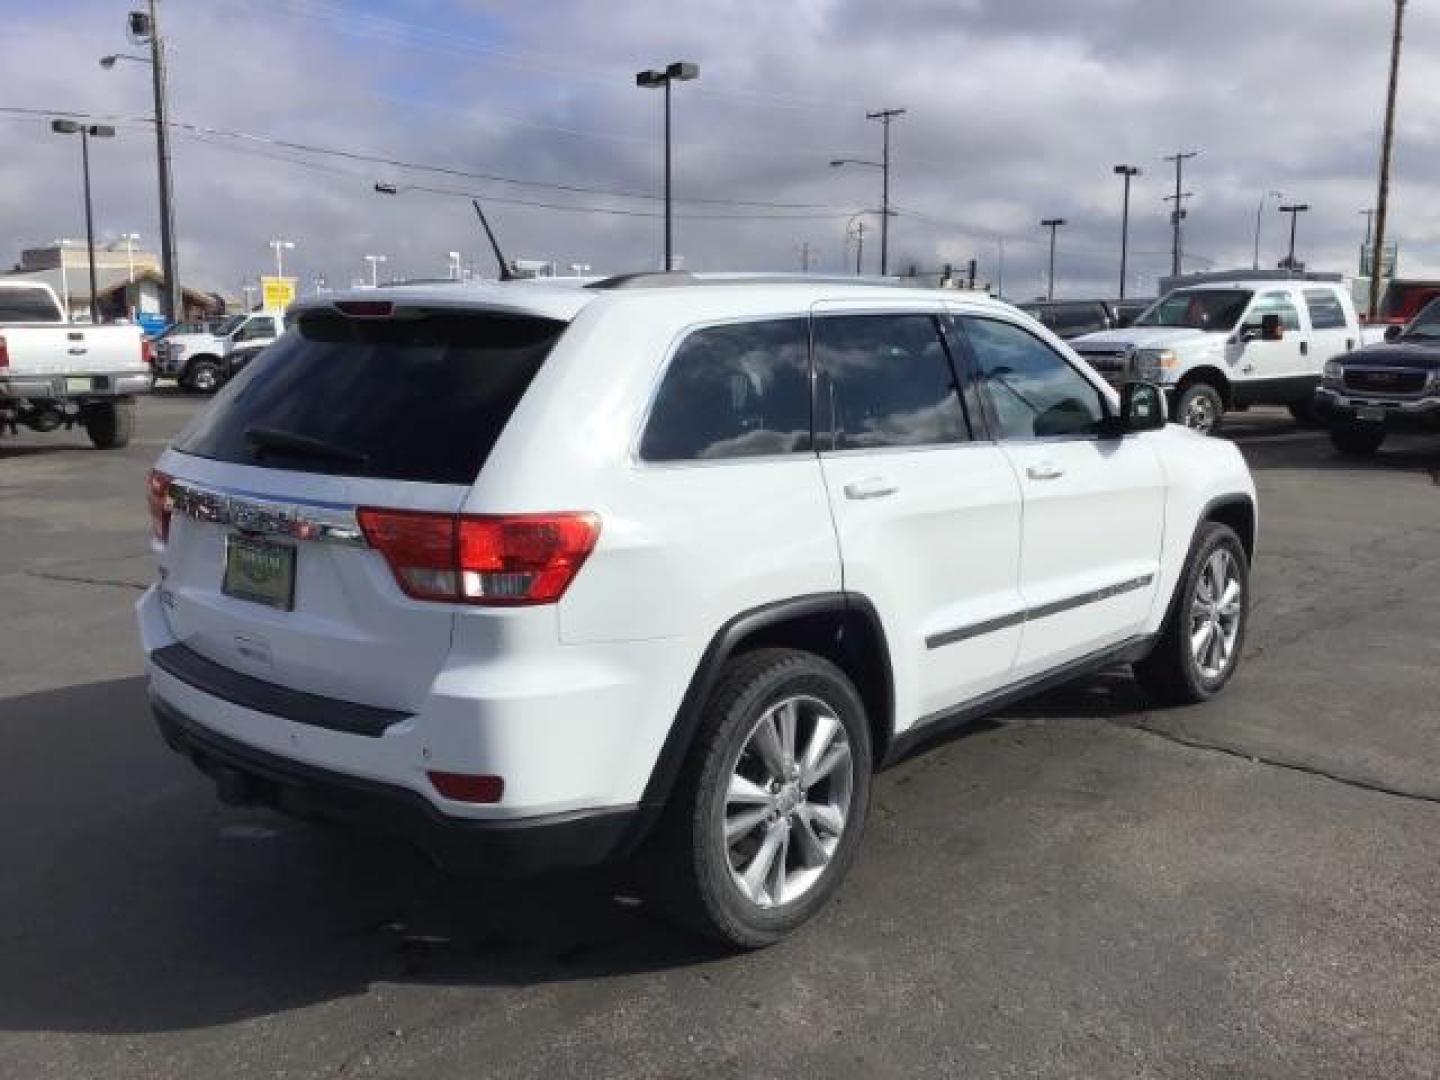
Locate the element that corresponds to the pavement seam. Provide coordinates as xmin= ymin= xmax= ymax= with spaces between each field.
xmin=1117 ymin=718 xmax=1440 ymax=808
xmin=25 ymin=569 xmax=146 ymax=592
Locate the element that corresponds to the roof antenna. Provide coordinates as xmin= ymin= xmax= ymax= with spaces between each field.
xmin=472 ymin=199 xmax=514 ymax=281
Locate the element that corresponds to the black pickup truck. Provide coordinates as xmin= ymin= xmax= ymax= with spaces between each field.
xmin=1315 ymin=297 xmax=1440 ymax=455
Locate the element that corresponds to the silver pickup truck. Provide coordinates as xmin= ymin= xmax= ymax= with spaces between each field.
xmin=0 ymin=280 xmax=151 ymax=449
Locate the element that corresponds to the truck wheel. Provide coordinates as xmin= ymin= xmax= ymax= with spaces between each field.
xmin=82 ymin=398 xmax=136 ymax=450
xmin=652 ymin=648 xmax=872 ymax=949
xmin=186 ymin=359 xmax=222 ymax=394
xmin=1330 ymin=421 xmax=1386 ymax=456
xmin=1175 ymin=383 xmax=1225 ymax=435
xmin=1134 ymin=522 xmax=1249 ymax=705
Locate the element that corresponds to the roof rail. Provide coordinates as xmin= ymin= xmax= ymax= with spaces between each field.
xmin=585 ymin=271 xmax=911 ymax=291
xmin=585 ymin=272 xmax=698 ymax=290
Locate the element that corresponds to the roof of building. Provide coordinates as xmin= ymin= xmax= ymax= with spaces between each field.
xmin=0 ymin=266 xmax=220 ymax=306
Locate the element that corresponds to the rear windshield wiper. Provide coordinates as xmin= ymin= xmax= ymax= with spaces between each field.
xmin=244 ymin=425 xmax=370 ymax=469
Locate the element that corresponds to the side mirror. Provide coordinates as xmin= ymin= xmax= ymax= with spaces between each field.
xmin=1384 ymin=323 xmax=1403 ymax=342
xmin=1102 ymin=381 xmax=1167 ymax=436
xmin=1261 ymin=312 xmax=1284 ymax=341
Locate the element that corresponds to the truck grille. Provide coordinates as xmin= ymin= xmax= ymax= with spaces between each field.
xmin=1343 ymin=368 xmax=1428 ymax=396
xmin=1075 ymin=348 xmax=1131 ymax=377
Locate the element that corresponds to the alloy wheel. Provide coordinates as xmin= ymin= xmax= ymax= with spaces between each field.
xmin=1189 ymin=548 xmax=1242 ymax=680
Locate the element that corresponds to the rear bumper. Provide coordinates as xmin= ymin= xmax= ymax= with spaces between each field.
xmin=153 ymin=694 xmax=648 ymax=875
xmin=1314 ymin=387 xmax=1440 ymax=431
xmin=0 ymin=371 xmax=150 ymax=400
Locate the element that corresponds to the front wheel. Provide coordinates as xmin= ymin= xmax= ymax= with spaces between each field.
xmin=185 ymin=359 xmax=222 ymax=394
xmin=81 ymin=398 xmax=136 ymax=450
xmin=653 ymin=649 xmax=872 ymax=949
xmin=1175 ymin=382 xmax=1226 ymax=435
xmin=1330 ymin=421 xmax=1386 ymax=456
xmin=1134 ymin=522 xmax=1249 ymax=705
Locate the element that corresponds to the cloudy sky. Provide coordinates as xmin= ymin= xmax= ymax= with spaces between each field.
xmin=2 ymin=0 xmax=1437 ymax=302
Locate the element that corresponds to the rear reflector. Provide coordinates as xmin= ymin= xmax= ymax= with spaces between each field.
xmin=356 ymin=508 xmax=600 ymax=606
xmin=141 ymin=337 xmax=154 ymax=367
xmin=147 ymin=468 xmax=174 ymax=542
xmin=428 ymin=771 xmax=504 ymax=804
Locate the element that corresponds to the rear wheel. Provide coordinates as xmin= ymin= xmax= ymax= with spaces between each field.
xmin=81 ymin=398 xmax=135 ymax=450
xmin=1135 ymin=522 xmax=1249 ymax=705
xmin=1330 ymin=421 xmax=1386 ymax=456
xmin=1175 ymin=382 xmax=1225 ymax=435
xmin=185 ymin=359 xmax=222 ymax=394
xmin=652 ymin=648 xmax=872 ymax=949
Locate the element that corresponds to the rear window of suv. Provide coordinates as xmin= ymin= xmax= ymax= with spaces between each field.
xmin=173 ymin=308 xmax=566 ymax=484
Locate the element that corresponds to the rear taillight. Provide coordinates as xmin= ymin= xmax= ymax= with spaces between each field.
xmin=356 ymin=508 xmax=600 ymax=606
xmin=141 ymin=338 xmax=154 ymax=367
xmin=0 ymin=335 xmax=9 ymax=369
xmin=428 ymin=771 xmax=504 ymax=803
xmin=147 ymin=469 xmax=174 ymax=542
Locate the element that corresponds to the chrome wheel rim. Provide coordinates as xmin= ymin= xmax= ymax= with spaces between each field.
xmin=1190 ymin=548 xmax=1242 ymax=680
xmin=723 ymin=694 xmax=854 ymax=909
xmin=193 ymin=369 xmax=217 ymax=392
xmin=1182 ymin=393 xmax=1218 ymax=433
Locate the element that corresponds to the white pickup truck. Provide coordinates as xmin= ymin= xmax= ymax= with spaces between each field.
xmin=0 ymin=280 xmax=150 ymax=449
xmin=1070 ymin=276 xmax=1383 ymax=433
xmin=154 ymin=310 xmax=284 ymax=393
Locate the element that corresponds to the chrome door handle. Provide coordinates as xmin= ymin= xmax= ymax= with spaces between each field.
xmin=1025 ymin=461 xmax=1065 ymax=481
xmin=843 ymin=476 xmax=898 ymax=500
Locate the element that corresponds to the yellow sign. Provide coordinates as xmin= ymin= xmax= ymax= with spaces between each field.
xmin=259 ymin=276 xmax=297 ymax=311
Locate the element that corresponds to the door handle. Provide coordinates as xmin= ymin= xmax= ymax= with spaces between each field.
xmin=1025 ymin=461 xmax=1065 ymax=481
xmin=843 ymin=476 xmax=898 ymax=500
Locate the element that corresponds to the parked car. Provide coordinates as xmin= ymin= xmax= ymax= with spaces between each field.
xmin=154 ymin=310 xmax=285 ymax=392
xmin=0 ymin=280 xmax=151 ymax=448
xmin=1016 ymin=298 xmax=1148 ymax=339
xmin=1315 ymin=295 xmax=1440 ymax=455
xmin=1070 ymin=278 xmax=1384 ymax=433
xmin=139 ymin=274 xmax=1257 ymax=947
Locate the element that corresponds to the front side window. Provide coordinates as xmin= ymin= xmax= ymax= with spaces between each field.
xmin=960 ymin=316 xmax=1105 ymax=440
xmin=1134 ymin=289 xmax=1252 ymax=331
xmin=640 ymin=318 xmax=812 ymax=462
xmin=1248 ymin=292 xmax=1302 ymax=332
xmin=813 ymin=313 xmax=968 ymax=450
xmin=1303 ymin=289 xmax=1347 ymax=330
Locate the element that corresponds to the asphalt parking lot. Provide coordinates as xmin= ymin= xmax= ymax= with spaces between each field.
xmin=2 ymin=394 xmax=1439 ymax=1079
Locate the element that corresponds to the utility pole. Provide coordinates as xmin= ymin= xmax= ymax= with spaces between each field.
xmin=1113 ymin=165 xmax=1140 ymax=299
xmin=1040 ymin=218 xmax=1065 ymax=300
xmin=146 ymin=2 xmax=179 ymax=323
xmin=1164 ymin=150 xmax=1199 ymax=277
xmin=1370 ymin=0 xmax=1408 ymax=318
xmin=1252 ymin=190 xmax=1283 ymax=270
xmin=866 ymin=108 xmax=905 ymax=276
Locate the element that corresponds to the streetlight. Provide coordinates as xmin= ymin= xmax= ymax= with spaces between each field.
xmin=635 ymin=61 xmax=699 ymax=272
xmin=51 ymin=119 xmax=116 ymax=325
xmin=102 ymin=2 xmax=179 ymax=324
xmin=364 ymin=254 xmax=387 ymax=287
xmin=1252 ymin=190 xmax=1284 ymax=270
xmin=1278 ymin=203 xmax=1310 ymax=270
xmin=1113 ymin=165 xmax=1140 ymax=299
xmin=831 ymin=107 xmax=905 ymax=276
xmin=1040 ymin=218 xmax=1066 ymax=301
xmin=268 ymin=238 xmax=295 ymax=279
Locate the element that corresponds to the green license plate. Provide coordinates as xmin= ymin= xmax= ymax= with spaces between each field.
xmin=222 ymin=534 xmax=296 ymax=611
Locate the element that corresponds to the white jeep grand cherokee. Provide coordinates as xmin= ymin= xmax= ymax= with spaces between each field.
xmin=139 ymin=274 xmax=1256 ymax=947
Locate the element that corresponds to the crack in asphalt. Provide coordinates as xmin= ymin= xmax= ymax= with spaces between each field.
xmin=25 ymin=569 xmax=146 ymax=592
xmin=1118 ymin=718 xmax=1440 ymax=808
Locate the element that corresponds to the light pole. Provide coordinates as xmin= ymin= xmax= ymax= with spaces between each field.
xmin=1370 ymin=0 xmax=1408 ymax=318
xmin=364 ymin=254 xmax=387 ymax=287
xmin=1164 ymin=149 xmax=1199 ymax=277
xmin=102 ymin=0 xmax=179 ymax=324
xmin=242 ymin=282 xmax=257 ymax=311
xmin=635 ymin=61 xmax=699 ymax=272
xmin=1113 ymin=165 xmax=1140 ymax=299
xmin=268 ymin=238 xmax=295 ymax=279
xmin=1252 ymin=190 xmax=1283 ymax=269
xmin=1040 ymin=218 xmax=1065 ymax=301
xmin=51 ymin=120 xmax=115 ymax=325
xmin=1279 ymin=204 xmax=1310 ymax=270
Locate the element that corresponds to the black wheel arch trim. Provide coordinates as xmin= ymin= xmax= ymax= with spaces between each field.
xmin=637 ymin=591 xmax=895 ymax=822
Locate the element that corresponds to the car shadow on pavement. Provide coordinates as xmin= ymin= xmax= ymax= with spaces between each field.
xmin=0 ymin=676 xmax=726 ymax=1037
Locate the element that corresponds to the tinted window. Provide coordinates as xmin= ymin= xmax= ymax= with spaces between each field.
xmin=814 ymin=313 xmax=967 ymax=449
xmin=1051 ymin=303 xmax=1107 ymax=336
xmin=961 ymin=316 xmax=1105 ymax=440
xmin=1249 ymin=292 xmax=1301 ymax=331
xmin=1303 ymin=289 xmax=1347 ymax=330
xmin=174 ymin=309 xmax=565 ymax=484
xmin=640 ymin=318 xmax=811 ymax=462
xmin=0 ymin=287 xmax=62 ymax=322
xmin=1135 ymin=289 xmax=1251 ymax=330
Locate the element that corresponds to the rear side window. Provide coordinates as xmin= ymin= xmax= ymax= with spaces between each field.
xmin=814 ymin=313 xmax=968 ymax=449
xmin=1304 ymin=289 xmax=1348 ymax=330
xmin=640 ymin=318 xmax=812 ymax=462
xmin=1249 ymin=292 xmax=1302 ymax=331
xmin=174 ymin=309 xmax=565 ymax=484
xmin=0 ymin=287 xmax=62 ymax=322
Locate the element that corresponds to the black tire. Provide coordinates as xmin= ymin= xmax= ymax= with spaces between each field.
xmin=81 ymin=398 xmax=135 ymax=450
xmin=650 ymin=648 xmax=873 ymax=949
xmin=1287 ymin=399 xmax=1325 ymax=428
xmin=1134 ymin=522 xmax=1249 ymax=706
xmin=1174 ymin=382 xmax=1226 ymax=435
xmin=185 ymin=359 xmax=222 ymax=394
xmin=1329 ymin=421 xmax=1386 ymax=456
